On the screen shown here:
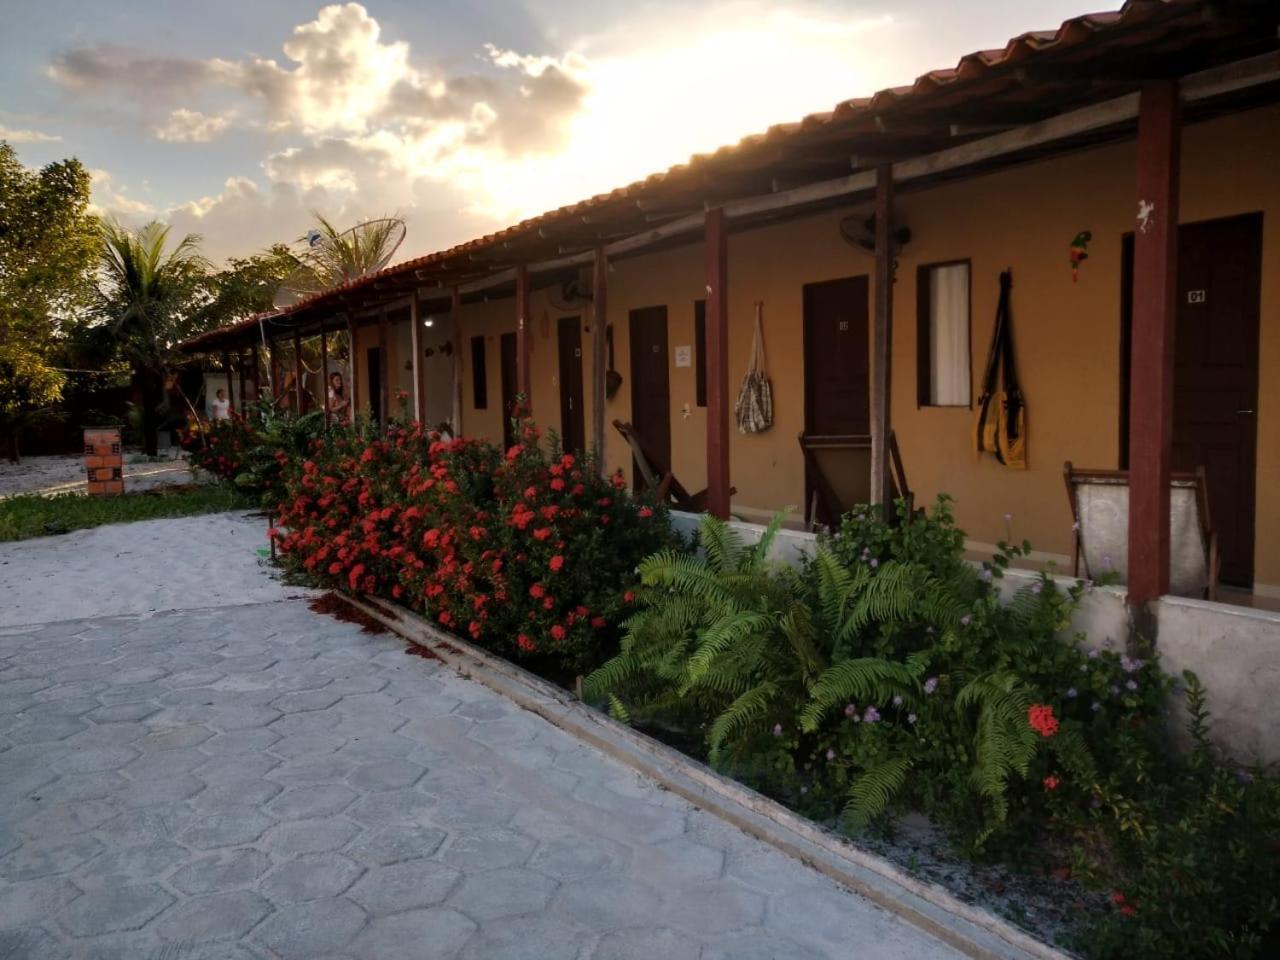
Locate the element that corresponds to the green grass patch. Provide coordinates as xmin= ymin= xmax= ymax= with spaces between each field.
xmin=0 ymin=484 xmax=256 ymax=542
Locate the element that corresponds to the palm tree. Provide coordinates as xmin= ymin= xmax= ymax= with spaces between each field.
xmin=278 ymin=214 xmax=405 ymax=302
xmin=98 ymin=220 xmax=209 ymax=455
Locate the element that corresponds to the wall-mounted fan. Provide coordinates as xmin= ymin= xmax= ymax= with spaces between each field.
xmin=274 ymin=215 xmax=408 ymax=309
xmin=839 ymin=213 xmax=911 ymax=257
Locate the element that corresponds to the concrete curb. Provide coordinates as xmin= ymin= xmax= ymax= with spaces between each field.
xmin=340 ymin=591 xmax=1075 ymax=960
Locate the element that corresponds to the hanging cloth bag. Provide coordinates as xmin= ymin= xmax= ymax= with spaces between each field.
xmin=735 ymin=302 xmax=774 ymax=434
xmin=973 ymin=270 xmax=1027 ymax=469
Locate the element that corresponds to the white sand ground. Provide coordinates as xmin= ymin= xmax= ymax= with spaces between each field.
xmin=0 ymin=510 xmax=315 ymax=628
xmin=0 ymin=449 xmax=194 ymax=499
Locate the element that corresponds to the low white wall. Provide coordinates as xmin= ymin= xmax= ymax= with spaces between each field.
xmin=669 ymin=511 xmax=1280 ymax=765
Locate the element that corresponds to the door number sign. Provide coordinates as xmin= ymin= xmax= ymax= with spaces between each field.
xmin=1187 ymin=289 xmax=1207 ymax=304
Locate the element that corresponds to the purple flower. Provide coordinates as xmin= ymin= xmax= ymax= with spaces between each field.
xmin=924 ymin=677 xmax=938 ymax=695
xmin=1125 ymin=679 xmax=1138 ymax=691
xmin=844 ymin=703 xmax=857 ymax=718
xmin=1102 ymin=554 xmax=1113 ymax=570
xmin=863 ymin=706 xmax=881 ymax=724
xmin=1103 ymin=637 xmax=1114 ymax=649
xmin=981 ymin=568 xmax=993 ymax=583
xmin=1091 ymin=701 xmax=1101 ymax=712
xmin=1088 ymin=649 xmax=1100 ymax=660
xmin=1067 ymin=687 xmax=1078 ymax=699
xmin=772 ymin=723 xmax=782 ymax=737
xmin=825 ymin=748 xmax=836 ymax=761
xmin=907 ymin=713 xmax=917 ymax=724
xmin=1032 ymin=581 xmax=1043 ymax=595
xmin=960 ymin=615 xmax=972 ymax=627
xmin=1121 ymin=656 xmax=1144 ymax=674
xmin=1235 ymin=769 xmax=1255 ymax=785
xmin=870 ymin=558 xmax=879 ymax=569
xmin=892 ymin=695 xmax=903 ymax=707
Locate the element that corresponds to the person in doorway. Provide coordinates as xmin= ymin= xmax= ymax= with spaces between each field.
xmin=210 ymin=388 xmax=231 ymax=421
xmin=327 ymin=371 xmax=349 ymax=422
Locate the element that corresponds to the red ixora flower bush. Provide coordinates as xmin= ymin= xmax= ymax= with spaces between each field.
xmin=1028 ymin=703 xmax=1060 ymax=738
xmin=270 ymin=418 xmax=679 ymax=675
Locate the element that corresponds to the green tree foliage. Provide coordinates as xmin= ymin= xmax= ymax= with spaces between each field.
xmin=0 ymin=143 xmax=100 ymax=454
xmin=96 ymin=220 xmax=211 ymax=454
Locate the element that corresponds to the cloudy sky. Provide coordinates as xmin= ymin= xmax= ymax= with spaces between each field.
xmin=3 ymin=0 xmax=1099 ymax=265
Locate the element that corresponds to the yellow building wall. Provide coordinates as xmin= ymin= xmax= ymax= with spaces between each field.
xmin=450 ymin=103 xmax=1279 ymax=593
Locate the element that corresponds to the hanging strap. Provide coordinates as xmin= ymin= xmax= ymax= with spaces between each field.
xmin=749 ymin=302 xmax=767 ymax=377
xmin=979 ymin=271 xmax=1012 ymax=400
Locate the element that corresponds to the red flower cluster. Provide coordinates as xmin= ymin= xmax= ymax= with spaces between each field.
xmin=1028 ymin=704 xmax=1060 ymax=738
xmin=271 ymin=419 xmax=676 ymax=673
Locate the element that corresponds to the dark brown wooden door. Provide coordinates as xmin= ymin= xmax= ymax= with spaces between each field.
xmin=628 ymin=306 xmax=670 ymax=489
xmin=804 ymin=276 xmax=870 ymax=435
xmin=1122 ymin=213 xmax=1262 ymax=586
xmin=557 ymin=316 xmax=586 ymax=454
xmin=499 ymin=332 xmax=518 ymax=451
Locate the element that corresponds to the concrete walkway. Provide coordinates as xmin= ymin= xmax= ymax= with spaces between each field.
xmin=0 ymin=514 xmax=962 ymax=959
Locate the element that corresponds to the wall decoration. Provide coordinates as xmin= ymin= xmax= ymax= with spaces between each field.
xmin=1069 ymin=230 xmax=1092 ymax=282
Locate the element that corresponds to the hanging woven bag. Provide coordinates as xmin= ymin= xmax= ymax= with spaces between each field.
xmin=735 ymin=302 xmax=774 ymax=434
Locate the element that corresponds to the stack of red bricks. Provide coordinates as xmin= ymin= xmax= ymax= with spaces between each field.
xmin=84 ymin=428 xmax=124 ymax=495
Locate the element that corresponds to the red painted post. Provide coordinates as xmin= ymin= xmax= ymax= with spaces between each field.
xmin=591 ymin=247 xmax=608 ymax=474
xmin=1128 ymin=80 xmax=1181 ymax=609
xmin=871 ymin=164 xmax=894 ymax=521
xmin=450 ymin=287 xmax=463 ymax=435
xmin=515 ymin=264 xmax=531 ymax=414
xmin=704 ymin=208 xmax=731 ymax=520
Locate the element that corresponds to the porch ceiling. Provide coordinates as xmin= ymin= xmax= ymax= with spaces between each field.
xmin=184 ymin=0 xmax=1280 ymax=353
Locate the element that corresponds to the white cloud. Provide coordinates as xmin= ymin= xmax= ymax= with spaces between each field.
xmin=0 ymin=125 xmax=61 ymax=143
xmin=87 ymin=168 xmax=155 ymax=217
xmin=153 ymin=108 xmax=232 ymax=143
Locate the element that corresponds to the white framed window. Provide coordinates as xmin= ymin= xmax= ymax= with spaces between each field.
xmin=917 ymin=261 xmax=971 ymax=407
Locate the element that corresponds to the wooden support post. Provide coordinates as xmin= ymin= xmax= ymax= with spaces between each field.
xmin=450 ymin=287 xmax=463 ymax=435
xmin=409 ymin=296 xmax=425 ymax=423
xmin=378 ymin=310 xmax=390 ymax=429
xmin=345 ymin=315 xmax=359 ymax=425
xmin=221 ymin=351 xmax=233 ymax=410
xmin=250 ymin=346 xmax=261 ymax=401
xmin=238 ymin=350 xmax=247 ymax=410
xmin=591 ymin=247 xmax=608 ymax=473
xmin=704 ymin=208 xmax=731 ymax=520
xmin=319 ymin=329 xmax=330 ymax=428
xmin=515 ymin=264 xmax=531 ymax=414
xmin=268 ymin=339 xmax=280 ymax=401
xmin=292 ymin=332 xmax=305 ymax=412
xmin=870 ymin=165 xmax=894 ymax=520
xmin=1128 ymin=80 xmax=1182 ymax=611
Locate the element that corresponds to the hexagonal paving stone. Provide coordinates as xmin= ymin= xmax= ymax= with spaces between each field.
xmin=348 ymin=789 xmax=438 ymax=828
xmin=116 ymin=774 xmax=205 ymax=808
xmin=443 ymin=828 xmax=537 ymax=871
xmin=261 ymin=852 xmax=364 ymax=903
xmin=153 ymin=890 xmax=272 ymax=943
xmin=636 ymin=837 xmax=726 ymax=885
xmin=346 ymin=759 xmax=426 ymax=792
xmin=251 ymin=896 xmax=368 ymax=959
xmin=594 ymin=926 xmax=703 ymax=960
xmin=136 ymin=723 xmax=214 ymax=751
xmin=661 ymin=884 xmax=765 ymax=935
xmin=0 ymin=926 xmax=68 ymax=960
xmin=74 ymin=840 xmax=188 ymax=887
xmin=61 ymin=882 xmax=175 ymax=937
xmin=447 ymin=867 xmax=558 ymax=920
xmin=347 ymin=824 xmax=448 ymax=866
xmin=270 ymin=690 xmax=342 ymax=714
xmin=0 ymin=876 xmax=80 ymax=929
xmin=200 ymin=728 xmax=282 ymax=757
xmin=457 ymin=912 xmax=590 ymax=960
xmin=701 ymin=934 xmax=816 ymax=960
xmin=347 ymin=908 xmax=474 ymax=959
xmin=268 ymin=783 xmax=358 ymax=820
xmin=348 ymin=859 xmax=462 ymax=914
xmin=550 ymin=878 xmax=661 ymax=931
xmin=51 ymin=745 xmax=139 ymax=775
xmin=18 ymin=798 xmax=118 ymax=837
xmin=192 ymin=777 xmax=283 ymax=814
xmin=170 ymin=849 xmax=271 ymax=895
xmin=528 ymin=834 xmax=628 ymax=881
xmin=7 ymin=716 xmax=87 ymax=744
xmin=269 ymin=732 xmax=347 ymax=760
xmin=0 ymin=834 xmax=105 ymax=882
xmin=180 ymin=808 xmax=275 ymax=849
xmin=265 ymin=817 xmax=362 ymax=857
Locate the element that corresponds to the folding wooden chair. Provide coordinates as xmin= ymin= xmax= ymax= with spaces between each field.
xmin=799 ymin=431 xmax=915 ymax=530
xmin=612 ymin=420 xmax=734 ymax=512
xmin=1063 ymin=461 xmax=1219 ymax=600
